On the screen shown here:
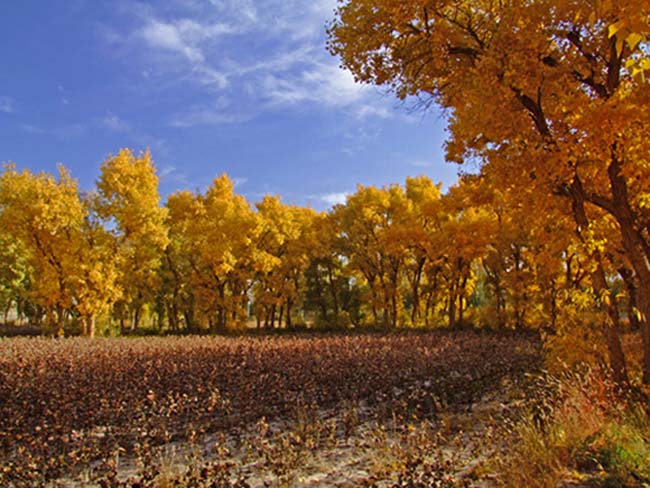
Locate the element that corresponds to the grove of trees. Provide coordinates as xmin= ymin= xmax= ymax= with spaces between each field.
xmin=1 ymin=0 xmax=649 ymax=387
xmin=0 ymin=146 xmax=647 ymax=386
xmin=327 ymin=0 xmax=650 ymax=385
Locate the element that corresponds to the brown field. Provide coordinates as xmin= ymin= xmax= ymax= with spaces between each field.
xmin=0 ymin=331 xmax=540 ymax=486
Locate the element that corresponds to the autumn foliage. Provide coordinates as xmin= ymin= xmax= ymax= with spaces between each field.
xmin=328 ymin=0 xmax=650 ymax=385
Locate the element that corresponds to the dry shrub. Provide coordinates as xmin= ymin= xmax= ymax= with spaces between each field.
xmin=498 ymin=368 xmax=650 ymax=487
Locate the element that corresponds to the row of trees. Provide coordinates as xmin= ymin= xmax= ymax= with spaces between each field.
xmin=0 ymin=149 xmax=647 ymax=384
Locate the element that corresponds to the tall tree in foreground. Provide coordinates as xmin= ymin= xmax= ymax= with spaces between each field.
xmin=329 ymin=0 xmax=650 ymax=384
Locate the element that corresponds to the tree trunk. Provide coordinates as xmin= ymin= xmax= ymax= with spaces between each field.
xmin=327 ymin=263 xmax=340 ymax=319
xmin=411 ymin=257 xmax=425 ymax=326
xmin=286 ymin=299 xmax=292 ymax=329
xmin=548 ymin=279 xmax=558 ymax=331
xmin=167 ymin=303 xmax=179 ymax=332
xmin=458 ymin=272 xmax=468 ymax=327
xmin=602 ymin=156 xmax=650 ymax=384
xmin=619 ymin=267 xmax=640 ymax=331
xmin=448 ymin=286 xmax=456 ymax=328
xmin=87 ymin=315 xmax=96 ymax=338
xmin=572 ymin=177 xmax=629 ymax=386
xmin=131 ymin=306 xmax=141 ymax=331
xmin=424 ymin=289 xmax=434 ymax=327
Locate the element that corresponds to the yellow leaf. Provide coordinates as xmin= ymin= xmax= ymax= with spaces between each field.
xmin=625 ymin=32 xmax=643 ymax=51
xmin=608 ymin=21 xmax=624 ymax=39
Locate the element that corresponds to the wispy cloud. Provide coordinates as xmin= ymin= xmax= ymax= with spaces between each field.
xmin=410 ymin=160 xmax=434 ymax=168
xmin=0 ymin=96 xmax=14 ymax=114
xmin=103 ymin=0 xmax=397 ymax=127
xmin=159 ymin=164 xmax=189 ymax=187
xmin=102 ymin=112 xmax=130 ymax=132
xmin=169 ymin=106 xmax=250 ymax=127
xmin=160 ymin=165 xmax=176 ymax=177
xmin=355 ymin=104 xmax=392 ymax=120
xmin=57 ymin=85 xmax=70 ymax=105
xmin=263 ymin=63 xmax=365 ymax=108
xmin=232 ymin=176 xmax=248 ymax=188
xmin=21 ymin=123 xmax=44 ymax=134
xmin=54 ymin=124 xmax=85 ymax=139
xmin=99 ymin=112 xmax=169 ymax=158
xmin=141 ymin=20 xmax=202 ymax=63
xmin=138 ymin=17 xmax=233 ymax=88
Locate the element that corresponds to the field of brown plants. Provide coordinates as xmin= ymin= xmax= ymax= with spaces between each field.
xmin=0 ymin=331 xmax=540 ymax=486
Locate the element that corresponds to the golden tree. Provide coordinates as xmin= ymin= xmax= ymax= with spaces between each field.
xmin=0 ymin=165 xmax=84 ymax=335
xmin=329 ymin=0 xmax=650 ymax=383
xmin=254 ymin=196 xmax=317 ymax=328
xmin=96 ymin=149 xmax=169 ymax=332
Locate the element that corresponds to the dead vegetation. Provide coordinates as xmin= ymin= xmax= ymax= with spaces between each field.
xmin=0 ymin=331 xmax=540 ymax=486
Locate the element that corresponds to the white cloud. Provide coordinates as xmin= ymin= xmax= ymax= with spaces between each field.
xmin=194 ymin=65 xmax=229 ymax=89
xmin=54 ymin=124 xmax=85 ymax=139
xmin=174 ymin=18 xmax=235 ymax=41
xmin=320 ymin=192 xmax=350 ymax=206
xmin=102 ymin=112 xmax=130 ymax=132
xmin=160 ymin=165 xmax=176 ymax=177
xmin=207 ymin=0 xmax=258 ymax=24
xmin=159 ymin=164 xmax=189 ymax=186
xmin=169 ymin=108 xmax=249 ymax=127
xmin=56 ymin=85 xmax=70 ymax=106
xmin=141 ymin=20 xmax=205 ymax=63
xmin=0 ymin=96 xmax=14 ymax=114
xmin=263 ymin=63 xmax=366 ymax=108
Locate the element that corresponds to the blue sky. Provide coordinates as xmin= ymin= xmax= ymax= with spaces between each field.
xmin=0 ymin=0 xmax=458 ymax=209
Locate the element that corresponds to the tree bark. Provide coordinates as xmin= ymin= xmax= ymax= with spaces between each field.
xmin=327 ymin=263 xmax=340 ymax=319
xmin=619 ymin=267 xmax=640 ymax=331
xmin=572 ymin=177 xmax=629 ymax=386
xmin=605 ymin=158 xmax=650 ymax=384
xmin=285 ymin=299 xmax=292 ymax=329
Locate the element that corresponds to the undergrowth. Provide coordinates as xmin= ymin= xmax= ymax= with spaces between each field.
xmin=498 ymin=368 xmax=650 ymax=487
